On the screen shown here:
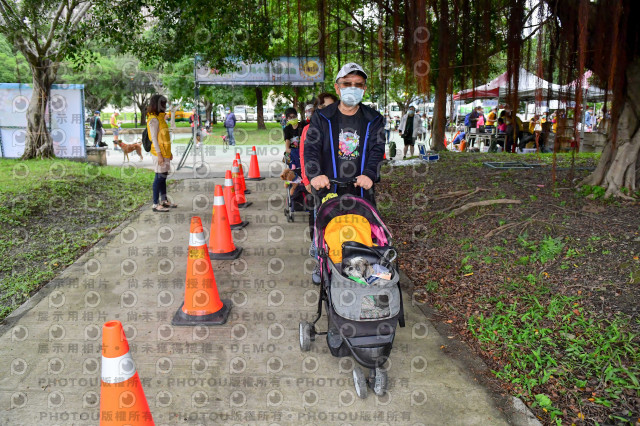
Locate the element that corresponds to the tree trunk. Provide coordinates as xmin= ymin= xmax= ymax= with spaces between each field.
xmin=580 ymin=58 xmax=640 ymax=198
xmin=430 ymin=0 xmax=451 ymax=152
xmin=256 ymin=87 xmax=266 ymax=130
xmin=137 ymin=102 xmax=148 ymax=127
xmin=170 ymin=104 xmax=178 ymax=129
xmin=204 ymin=102 xmax=213 ymax=125
xmin=22 ymin=61 xmax=58 ymax=159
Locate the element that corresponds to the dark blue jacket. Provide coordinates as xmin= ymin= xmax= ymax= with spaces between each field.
xmin=304 ymin=102 xmax=384 ymax=191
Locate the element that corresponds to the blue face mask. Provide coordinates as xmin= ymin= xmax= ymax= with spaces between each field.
xmin=340 ymin=87 xmax=364 ymax=107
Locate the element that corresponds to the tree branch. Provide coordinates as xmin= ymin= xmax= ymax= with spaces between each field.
xmin=42 ymin=0 xmax=68 ymax=53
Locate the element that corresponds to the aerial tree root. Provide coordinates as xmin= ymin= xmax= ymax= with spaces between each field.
xmin=449 ymin=199 xmax=521 ymax=216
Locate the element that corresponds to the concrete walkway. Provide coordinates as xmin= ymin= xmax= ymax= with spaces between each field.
xmin=0 ymin=175 xmax=509 ymax=425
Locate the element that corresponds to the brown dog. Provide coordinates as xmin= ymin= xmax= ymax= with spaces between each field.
xmin=115 ymin=140 xmax=143 ymax=162
xmin=279 ymin=167 xmax=299 ymax=196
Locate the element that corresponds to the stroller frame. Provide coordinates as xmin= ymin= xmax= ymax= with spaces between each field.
xmin=299 ymin=179 xmax=405 ymax=398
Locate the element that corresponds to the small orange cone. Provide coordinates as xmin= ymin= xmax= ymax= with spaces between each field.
xmin=172 ymin=216 xmax=231 ymax=326
xmin=209 ymin=185 xmax=242 ymax=260
xmin=99 ymin=320 xmax=154 ymax=425
xmin=223 ymin=170 xmax=249 ymax=229
xmin=232 ymin=160 xmax=252 ymax=209
xmin=246 ymin=146 xmax=264 ymax=180
xmin=235 ymin=153 xmax=251 ymax=194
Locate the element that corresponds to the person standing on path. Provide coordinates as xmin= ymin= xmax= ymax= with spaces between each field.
xmin=398 ymin=105 xmax=423 ymax=159
xmin=224 ymin=108 xmax=237 ymax=146
xmin=283 ymin=107 xmax=303 ymax=169
xmin=147 ymin=94 xmax=177 ymax=212
xmin=304 ymin=62 xmax=384 ymax=204
xmin=110 ymin=111 xmax=121 ymax=150
xmin=90 ymin=111 xmax=104 ymax=147
xmin=384 ymin=112 xmax=392 ymax=144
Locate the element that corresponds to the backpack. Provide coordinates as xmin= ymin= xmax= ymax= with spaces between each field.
xmin=89 ymin=117 xmax=97 ymax=138
xmin=142 ymin=128 xmax=152 ymax=152
xmin=464 ymin=113 xmax=471 ymax=127
xmin=389 ymin=141 xmax=396 ymax=158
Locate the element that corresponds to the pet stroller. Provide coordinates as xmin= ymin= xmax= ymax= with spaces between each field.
xmin=283 ymin=168 xmax=312 ymax=222
xmin=299 ymin=178 xmax=405 ymax=398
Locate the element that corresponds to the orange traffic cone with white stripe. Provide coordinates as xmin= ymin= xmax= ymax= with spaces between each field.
xmin=100 ymin=320 xmax=154 ymax=425
xmin=223 ymin=170 xmax=249 ymax=229
xmin=246 ymin=146 xmax=264 ymax=180
xmin=232 ymin=160 xmax=252 ymax=209
xmin=209 ymin=185 xmax=242 ymax=260
xmin=172 ymin=216 xmax=231 ymax=326
xmin=234 ymin=153 xmax=251 ymax=194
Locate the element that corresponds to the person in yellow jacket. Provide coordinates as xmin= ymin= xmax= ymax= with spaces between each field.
xmin=486 ymin=107 xmax=498 ymax=127
xmin=147 ymin=94 xmax=177 ymax=212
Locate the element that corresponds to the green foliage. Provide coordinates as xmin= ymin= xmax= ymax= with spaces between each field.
xmin=0 ymin=35 xmax=30 ymax=83
xmin=580 ymin=185 xmax=606 ymax=199
xmin=469 ymin=294 xmax=640 ymax=423
xmin=58 ymin=53 xmax=129 ymax=111
xmin=517 ymin=233 xmax=564 ymax=264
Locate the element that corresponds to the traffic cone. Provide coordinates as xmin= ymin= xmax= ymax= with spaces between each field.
xmin=232 ymin=160 xmax=252 ymax=209
xmin=234 ymin=153 xmax=251 ymax=194
xmin=246 ymin=146 xmax=264 ymax=180
xmin=100 ymin=320 xmax=154 ymax=425
xmin=209 ymin=185 xmax=243 ymax=260
xmin=223 ymin=170 xmax=249 ymax=229
xmin=172 ymin=216 xmax=231 ymax=326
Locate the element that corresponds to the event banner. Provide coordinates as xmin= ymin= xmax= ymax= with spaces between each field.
xmin=196 ymin=57 xmax=324 ymax=86
xmin=0 ymin=83 xmax=86 ymax=158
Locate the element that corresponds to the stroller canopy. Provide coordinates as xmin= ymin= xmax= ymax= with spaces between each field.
xmin=315 ymin=195 xmax=392 ymax=253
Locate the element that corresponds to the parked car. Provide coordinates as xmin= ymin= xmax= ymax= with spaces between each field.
xmin=263 ymin=107 xmax=274 ymax=122
xmin=245 ymin=106 xmax=257 ymax=121
xmin=233 ymin=105 xmax=247 ymax=122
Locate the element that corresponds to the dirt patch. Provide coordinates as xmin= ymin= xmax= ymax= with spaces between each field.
xmin=379 ymin=152 xmax=640 ymax=425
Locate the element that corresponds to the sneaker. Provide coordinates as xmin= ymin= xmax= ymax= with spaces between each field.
xmin=308 ymin=241 xmax=317 ymax=258
xmin=312 ymin=262 xmax=321 ymax=285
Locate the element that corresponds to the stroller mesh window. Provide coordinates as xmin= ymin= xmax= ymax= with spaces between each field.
xmin=329 ymin=261 xmax=400 ymax=322
xmin=360 ymin=294 xmax=390 ymax=320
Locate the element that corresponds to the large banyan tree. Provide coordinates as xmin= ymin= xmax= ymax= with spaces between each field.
xmin=548 ymin=0 xmax=640 ymax=198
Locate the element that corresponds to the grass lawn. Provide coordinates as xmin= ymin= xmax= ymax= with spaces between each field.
xmin=0 ymin=159 xmax=155 ymax=322
xmin=379 ymin=152 xmax=640 ymax=425
xmin=172 ymin=122 xmax=285 ymax=145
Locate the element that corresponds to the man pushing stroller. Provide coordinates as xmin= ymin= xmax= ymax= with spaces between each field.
xmin=304 ymin=63 xmax=385 ymax=204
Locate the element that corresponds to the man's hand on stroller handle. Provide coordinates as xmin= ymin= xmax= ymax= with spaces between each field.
xmin=311 ymin=175 xmax=373 ymax=191
xmin=354 ymin=175 xmax=373 ymax=190
xmin=311 ymin=175 xmax=331 ymax=190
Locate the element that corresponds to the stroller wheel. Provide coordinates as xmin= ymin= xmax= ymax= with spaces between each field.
xmin=299 ymin=321 xmax=312 ymax=352
xmin=352 ymin=366 xmax=368 ymax=399
xmin=371 ymin=367 xmax=388 ymax=396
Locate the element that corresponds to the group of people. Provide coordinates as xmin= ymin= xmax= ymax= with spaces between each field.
xmin=382 ymin=109 xmax=429 ymax=159
xmin=460 ymin=103 xmax=605 ymax=153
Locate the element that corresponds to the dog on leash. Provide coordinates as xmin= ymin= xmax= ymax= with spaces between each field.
xmin=115 ymin=140 xmax=144 ymax=162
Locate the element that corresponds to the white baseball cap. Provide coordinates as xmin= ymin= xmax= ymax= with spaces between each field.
xmin=335 ymin=63 xmax=368 ymax=83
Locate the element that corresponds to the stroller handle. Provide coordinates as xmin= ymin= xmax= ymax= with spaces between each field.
xmin=310 ymin=177 xmax=373 ymax=201
xmin=328 ymin=177 xmax=357 ymax=187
